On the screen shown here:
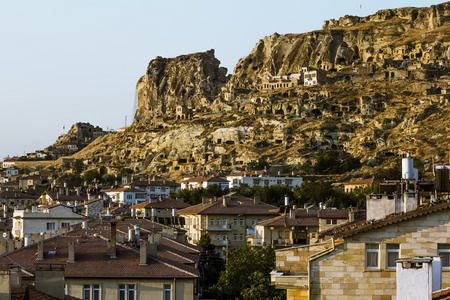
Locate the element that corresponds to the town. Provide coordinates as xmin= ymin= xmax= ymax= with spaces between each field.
xmin=4 ymin=1 xmax=450 ymax=300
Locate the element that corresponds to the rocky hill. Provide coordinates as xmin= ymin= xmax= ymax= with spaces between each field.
xmin=71 ymin=2 xmax=450 ymax=181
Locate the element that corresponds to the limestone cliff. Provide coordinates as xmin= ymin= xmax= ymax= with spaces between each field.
xmin=228 ymin=2 xmax=450 ymax=89
xmin=134 ymin=49 xmax=228 ymax=123
xmin=68 ymin=2 xmax=450 ymax=181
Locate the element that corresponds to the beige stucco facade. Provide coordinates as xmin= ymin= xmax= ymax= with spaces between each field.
xmin=64 ymin=278 xmax=195 ymax=300
xmin=180 ymin=213 xmax=269 ymax=256
xmin=273 ymin=208 xmax=450 ymax=300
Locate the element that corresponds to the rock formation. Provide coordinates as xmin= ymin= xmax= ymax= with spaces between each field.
xmin=68 ymin=2 xmax=450 ymax=180
xmin=134 ymin=49 xmax=229 ymax=123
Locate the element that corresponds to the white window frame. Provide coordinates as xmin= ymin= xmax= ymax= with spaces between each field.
xmin=438 ymin=244 xmax=450 ymax=269
xmin=163 ymin=284 xmax=171 ymax=300
xmin=365 ymin=244 xmax=380 ymax=269
xmin=210 ymin=218 xmax=214 ymax=226
xmin=46 ymin=222 xmax=55 ymax=230
xmin=83 ymin=284 xmax=100 ymax=300
xmin=386 ymin=244 xmax=400 ymax=269
xmin=118 ymin=284 xmax=135 ymax=300
xmin=325 ymin=219 xmax=337 ymax=225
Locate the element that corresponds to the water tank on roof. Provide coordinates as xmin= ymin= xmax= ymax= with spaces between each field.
xmin=402 ymin=152 xmax=417 ymax=180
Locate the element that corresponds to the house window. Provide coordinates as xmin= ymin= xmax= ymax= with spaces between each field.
xmin=163 ymin=284 xmax=171 ymax=300
xmin=222 ymin=219 xmax=227 ymax=226
xmin=216 ymin=219 xmax=220 ymax=226
xmin=240 ymin=234 xmax=244 ymax=241
xmin=118 ymin=284 xmax=135 ymax=300
xmin=365 ymin=244 xmax=379 ymax=269
xmin=438 ymin=244 xmax=450 ymax=268
xmin=234 ymin=219 xmax=237 ymax=226
xmin=386 ymin=244 xmax=400 ymax=269
xmin=285 ymin=231 xmax=289 ymax=239
xmin=239 ymin=219 xmax=244 ymax=226
xmin=251 ymin=219 xmax=255 ymax=225
xmin=234 ymin=234 xmax=237 ymax=241
xmin=46 ymin=223 xmax=55 ymax=230
xmin=61 ymin=223 xmax=70 ymax=228
xmin=161 ymin=187 xmax=166 ymax=192
xmin=127 ymin=194 xmax=133 ymax=200
xmin=210 ymin=218 xmax=214 ymax=226
xmin=83 ymin=284 xmax=100 ymax=300
xmin=325 ymin=219 xmax=337 ymax=225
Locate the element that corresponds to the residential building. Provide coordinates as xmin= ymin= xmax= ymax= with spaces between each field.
xmin=226 ymin=170 xmax=303 ymax=189
xmin=18 ymin=175 xmax=42 ymax=191
xmin=343 ymin=177 xmax=379 ymax=193
xmin=0 ymin=191 xmax=35 ymax=207
xmin=12 ymin=204 xmax=86 ymax=239
xmin=104 ymin=187 xmax=147 ymax=204
xmin=253 ymin=207 xmax=319 ymax=247
xmin=0 ymin=218 xmax=200 ymax=300
xmin=131 ymin=197 xmax=190 ymax=220
xmin=38 ymin=189 xmax=103 ymax=206
xmin=5 ymin=168 xmax=19 ymax=177
xmin=2 ymin=159 xmax=16 ymax=169
xmin=271 ymin=195 xmax=450 ymax=299
xmin=122 ymin=179 xmax=181 ymax=200
xmin=303 ymin=68 xmax=327 ymax=86
xmin=178 ymin=194 xmax=278 ymax=257
xmin=181 ymin=175 xmax=229 ymax=190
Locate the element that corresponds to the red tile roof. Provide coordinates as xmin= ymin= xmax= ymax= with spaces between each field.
xmin=178 ymin=195 xmax=278 ymax=216
xmin=257 ymin=210 xmax=319 ymax=227
xmin=0 ymin=191 xmax=35 ymax=200
xmin=319 ymin=200 xmax=450 ymax=238
xmin=0 ymin=229 xmax=198 ymax=280
xmin=433 ymin=287 xmax=450 ymax=300
xmin=131 ymin=198 xmax=190 ymax=210
xmin=182 ymin=176 xmax=229 ymax=184
xmin=317 ymin=209 xmax=349 ymax=219
xmin=344 ymin=178 xmax=379 ymax=186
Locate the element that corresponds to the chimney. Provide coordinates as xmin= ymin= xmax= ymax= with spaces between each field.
xmin=284 ymin=195 xmax=289 ymax=206
xmin=172 ymin=208 xmax=177 ymax=217
xmin=254 ymin=196 xmax=260 ymax=205
xmin=396 ymin=257 xmax=441 ymax=300
xmin=149 ymin=233 xmax=162 ymax=245
xmin=107 ymin=222 xmax=117 ymax=258
xmin=65 ymin=188 xmax=69 ymax=196
xmin=24 ymin=235 xmax=32 ymax=247
xmin=290 ymin=206 xmax=296 ymax=219
xmin=348 ymin=208 xmax=356 ymax=222
xmin=82 ymin=220 xmax=88 ymax=229
xmin=139 ymin=240 xmax=158 ymax=265
xmin=35 ymin=264 xmax=65 ymax=300
xmin=202 ymin=197 xmax=208 ymax=205
xmin=36 ymin=241 xmax=44 ymax=260
xmin=0 ymin=266 xmax=21 ymax=296
xmin=223 ymin=196 xmax=228 ymax=207
xmin=67 ymin=242 xmax=75 ymax=263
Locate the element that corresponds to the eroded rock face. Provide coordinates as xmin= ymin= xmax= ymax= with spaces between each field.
xmin=228 ymin=2 xmax=450 ymax=90
xmin=134 ymin=49 xmax=228 ymax=123
xmin=69 ymin=2 xmax=450 ymax=180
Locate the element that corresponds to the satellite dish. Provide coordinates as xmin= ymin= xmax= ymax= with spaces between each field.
xmin=136 ymin=210 xmax=142 ymax=216
xmin=3 ymin=232 xmax=8 ymax=239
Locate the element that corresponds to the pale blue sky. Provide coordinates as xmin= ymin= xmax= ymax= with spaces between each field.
xmin=0 ymin=0 xmax=444 ymax=161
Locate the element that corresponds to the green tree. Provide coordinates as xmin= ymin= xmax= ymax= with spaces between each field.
xmin=241 ymin=271 xmax=285 ymax=300
xmin=293 ymin=181 xmax=336 ymax=206
xmin=197 ymin=234 xmax=223 ymax=297
xmin=82 ymin=169 xmax=101 ymax=184
xmin=212 ymin=244 xmax=283 ymax=300
xmin=72 ymin=160 xmax=84 ymax=175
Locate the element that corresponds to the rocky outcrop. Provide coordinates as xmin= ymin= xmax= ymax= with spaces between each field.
xmin=54 ymin=122 xmax=105 ymax=146
xmin=228 ymin=2 xmax=450 ymax=90
xmin=66 ymin=2 xmax=450 ymax=181
xmin=134 ymin=49 xmax=229 ymax=123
